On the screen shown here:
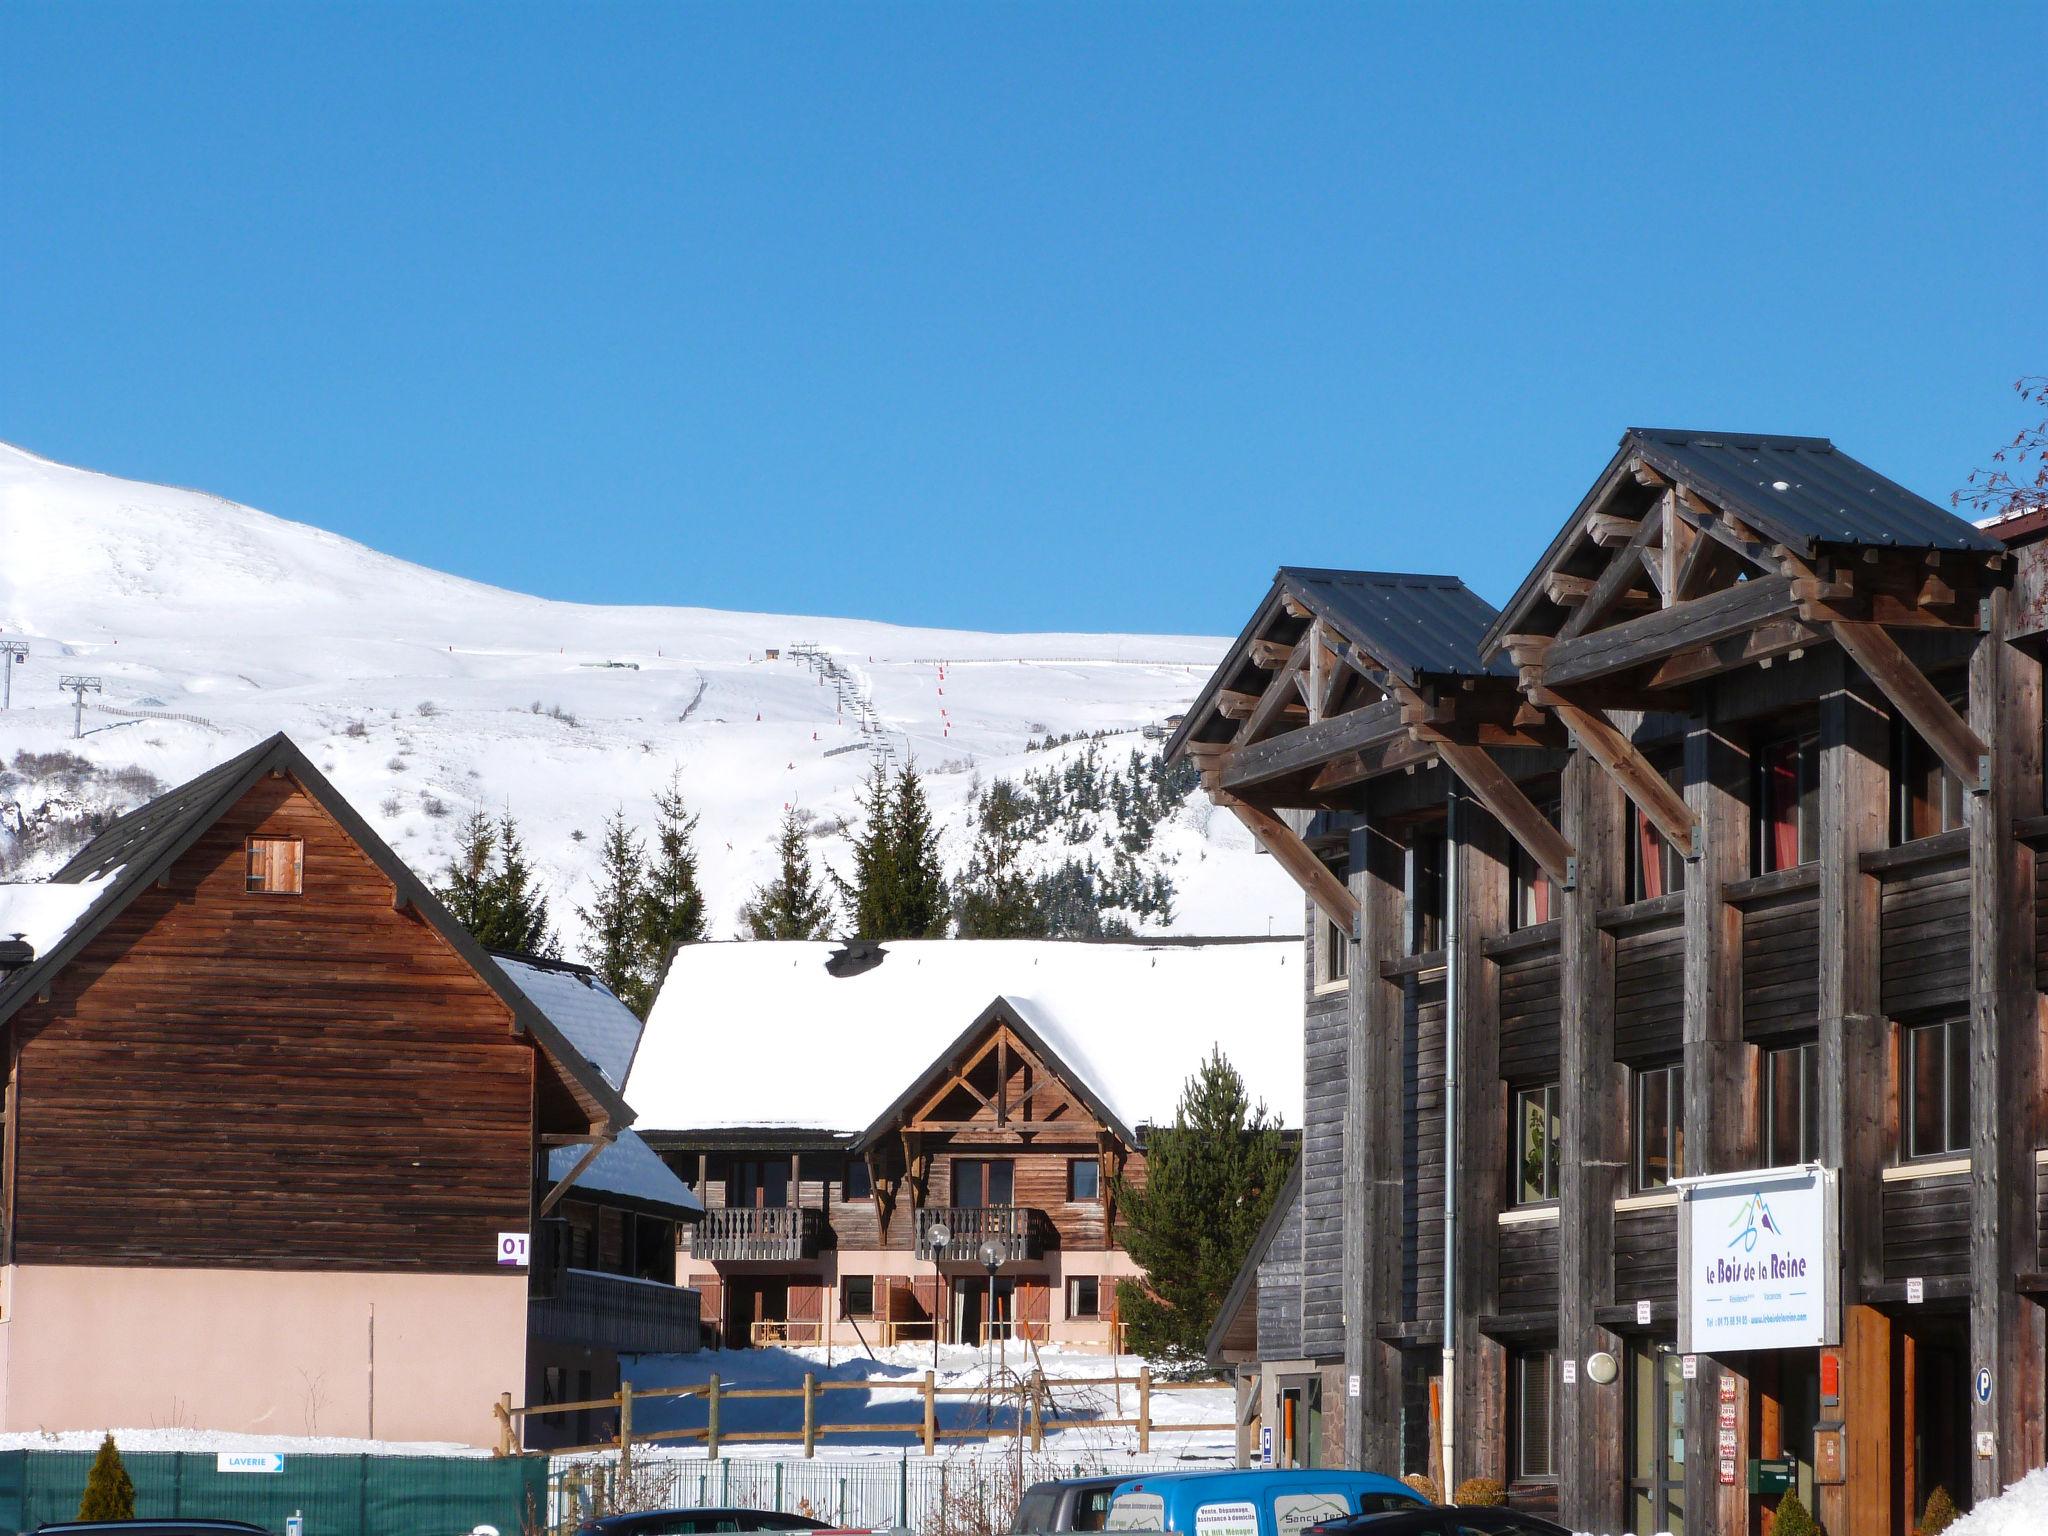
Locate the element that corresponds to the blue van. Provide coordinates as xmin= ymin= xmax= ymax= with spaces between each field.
xmin=1101 ymin=1470 xmax=1424 ymax=1536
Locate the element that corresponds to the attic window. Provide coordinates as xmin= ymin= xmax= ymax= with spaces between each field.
xmin=246 ymin=837 xmax=304 ymax=895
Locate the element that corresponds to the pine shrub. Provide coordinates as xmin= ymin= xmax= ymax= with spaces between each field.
xmin=1919 ymin=1484 xmax=1959 ymax=1535
xmin=1769 ymin=1490 xmax=1822 ymax=1536
xmin=78 ymin=1433 xmax=135 ymax=1520
xmin=1452 ymin=1477 xmax=1505 ymax=1506
xmin=1400 ymin=1474 xmax=1439 ymax=1505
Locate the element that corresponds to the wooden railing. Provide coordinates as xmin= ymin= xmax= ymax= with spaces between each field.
xmin=495 ymin=1364 xmax=1229 ymax=1462
xmin=915 ymin=1205 xmax=1047 ymax=1261
xmin=530 ymin=1267 xmax=700 ymax=1354
xmin=688 ymin=1205 xmax=824 ymax=1261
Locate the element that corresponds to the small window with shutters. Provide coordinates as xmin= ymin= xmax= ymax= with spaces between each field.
xmin=245 ymin=837 xmax=304 ymax=894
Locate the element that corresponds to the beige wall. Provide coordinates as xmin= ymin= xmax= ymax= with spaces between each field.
xmin=0 ymin=1265 xmax=527 ymax=1447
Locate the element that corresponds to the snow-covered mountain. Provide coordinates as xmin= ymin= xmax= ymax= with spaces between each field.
xmin=0 ymin=441 xmax=1299 ymax=947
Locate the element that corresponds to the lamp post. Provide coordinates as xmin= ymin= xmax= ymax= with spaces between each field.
xmin=926 ymin=1221 xmax=950 ymax=1371
xmin=979 ymin=1238 xmax=1007 ymax=1426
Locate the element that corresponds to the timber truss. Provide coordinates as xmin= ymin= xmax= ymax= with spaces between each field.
xmin=1482 ymin=430 xmax=2010 ymax=860
xmin=1165 ymin=569 xmax=1576 ymax=932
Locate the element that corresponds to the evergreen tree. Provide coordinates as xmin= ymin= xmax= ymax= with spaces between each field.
xmin=436 ymin=807 xmax=559 ymax=957
xmin=888 ymin=759 xmax=950 ymax=937
xmin=635 ymin=769 xmax=708 ymax=1000
xmin=837 ymin=761 xmax=900 ymax=940
xmin=739 ymin=807 xmax=836 ymax=939
xmin=1112 ymin=1048 xmax=1292 ymax=1370
xmin=579 ymin=808 xmax=649 ymax=1009
xmin=956 ymin=782 xmax=1045 ymax=937
xmin=78 ymin=1433 xmax=136 ymax=1520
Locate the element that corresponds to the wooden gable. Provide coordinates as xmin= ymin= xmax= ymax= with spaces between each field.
xmin=901 ymin=1013 xmax=1098 ymax=1141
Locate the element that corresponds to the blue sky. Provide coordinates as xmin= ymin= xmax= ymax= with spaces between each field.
xmin=4 ymin=2 xmax=2041 ymax=636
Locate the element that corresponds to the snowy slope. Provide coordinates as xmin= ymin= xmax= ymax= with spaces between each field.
xmin=0 ymin=441 xmax=1300 ymax=948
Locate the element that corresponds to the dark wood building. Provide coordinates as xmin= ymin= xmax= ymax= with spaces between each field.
xmin=1172 ymin=432 xmax=2048 ymax=1533
xmin=0 ymin=734 xmax=634 ymax=1446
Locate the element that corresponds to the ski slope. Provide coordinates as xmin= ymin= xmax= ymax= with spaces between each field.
xmin=0 ymin=441 xmax=1300 ymax=949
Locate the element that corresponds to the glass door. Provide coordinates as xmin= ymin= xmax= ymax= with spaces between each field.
xmin=1628 ymin=1343 xmax=1686 ymax=1535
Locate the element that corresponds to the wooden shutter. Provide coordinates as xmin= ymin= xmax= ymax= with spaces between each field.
xmin=1016 ymin=1279 xmax=1050 ymax=1340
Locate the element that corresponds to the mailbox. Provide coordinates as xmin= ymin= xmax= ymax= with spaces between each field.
xmin=1747 ymin=1457 xmax=1798 ymax=1495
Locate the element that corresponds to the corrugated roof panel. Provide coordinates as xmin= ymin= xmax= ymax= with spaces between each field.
xmin=1630 ymin=430 xmax=1998 ymax=554
xmin=1278 ymin=567 xmax=1515 ymax=683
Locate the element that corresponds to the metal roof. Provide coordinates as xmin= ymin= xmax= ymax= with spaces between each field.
xmin=546 ymin=1128 xmax=702 ymax=1217
xmin=496 ymin=952 xmax=643 ymax=1091
xmin=1276 ymin=567 xmax=1516 ymax=684
xmin=1628 ymin=429 xmax=2000 ymax=554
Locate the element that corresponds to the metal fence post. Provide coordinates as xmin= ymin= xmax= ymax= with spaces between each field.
xmin=1138 ymin=1366 xmax=1152 ymax=1454
xmin=721 ymin=1457 xmax=731 ymax=1505
xmin=708 ymin=1373 xmax=722 ymax=1459
xmin=774 ymin=1461 xmax=783 ymax=1510
xmin=898 ymin=1453 xmax=909 ymax=1527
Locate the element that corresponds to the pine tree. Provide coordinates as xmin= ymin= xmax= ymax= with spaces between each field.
xmin=635 ymin=769 xmax=708 ymax=1002
xmin=579 ymin=808 xmax=648 ymax=1008
xmin=436 ymin=807 xmax=499 ymax=936
xmin=838 ymin=761 xmax=900 ymax=940
xmin=78 ymin=1433 xmax=136 ymax=1520
xmin=888 ymin=759 xmax=950 ymax=937
xmin=435 ymin=807 xmax=559 ymax=957
xmin=1112 ymin=1048 xmax=1292 ymax=1369
xmin=739 ymin=807 xmax=836 ymax=939
xmin=956 ymin=782 xmax=1045 ymax=938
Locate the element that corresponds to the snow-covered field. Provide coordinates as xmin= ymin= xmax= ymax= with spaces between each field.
xmin=0 ymin=441 xmax=1299 ymax=950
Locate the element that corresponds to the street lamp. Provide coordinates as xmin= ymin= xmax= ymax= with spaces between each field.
xmin=926 ymin=1221 xmax=951 ymax=1370
xmin=979 ymin=1238 xmax=1008 ymax=1415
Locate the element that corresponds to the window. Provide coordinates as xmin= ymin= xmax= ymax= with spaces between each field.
xmin=1512 ymin=1348 xmax=1557 ymax=1481
xmin=1626 ymin=760 xmax=1687 ymax=902
xmin=727 ymin=1159 xmax=789 ymax=1208
xmin=1633 ymin=1064 xmax=1686 ymax=1191
xmin=1754 ymin=728 xmax=1819 ymax=873
xmin=843 ymin=1158 xmax=872 ymax=1201
xmin=951 ymin=1157 xmax=1014 ymax=1207
xmin=1893 ymin=686 xmax=1970 ymax=842
xmin=1513 ymin=1084 xmax=1561 ymax=1204
xmin=1509 ymin=793 xmax=1561 ymax=929
xmin=1408 ymin=826 xmax=1446 ymax=954
xmin=245 ymin=836 xmax=304 ymax=894
xmin=1902 ymin=1018 xmax=1970 ymax=1160
xmin=1068 ymin=1158 xmax=1101 ymax=1202
xmin=1067 ymin=1275 xmax=1100 ymax=1318
xmin=1763 ymin=1041 xmax=1821 ymax=1166
xmin=1315 ymin=910 xmax=1351 ymax=991
xmin=840 ymin=1275 xmax=876 ymax=1318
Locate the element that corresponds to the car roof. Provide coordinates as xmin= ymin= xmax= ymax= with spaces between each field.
xmin=35 ymin=1525 xmax=273 ymax=1534
xmin=1115 ymin=1470 xmax=1417 ymax=1490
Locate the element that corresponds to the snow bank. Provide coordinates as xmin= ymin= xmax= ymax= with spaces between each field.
xmin=631 ymin=938 xmax=1304 ymax=1133
xmin=1950 ymin=1465 xmax=2048 ymax=1534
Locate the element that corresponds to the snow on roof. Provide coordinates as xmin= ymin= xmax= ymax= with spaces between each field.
xmin=495 ymin=952 xmax=642 ymax=1090
xmin=548 ymin=1129 xmax=702 ymax=1216
xmin=629 ymin=938 xmax=1303 ymax=1136
xmin=0 ymin=874 xmax=119 ymax=965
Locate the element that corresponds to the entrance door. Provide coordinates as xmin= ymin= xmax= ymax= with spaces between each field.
xmin=1278 ymin=1376 xmax=1322 ymax=1468
xmin=1903 ymin=1318 xmax=1973 ymax=1529
xmin=951 ymin=1275 xmax=1015 ymax=1345
xmin=1628 ymin=1342 xmax=1687 ymax=1535
xmin=724 ymin=1277 xmax=790 ymax=1348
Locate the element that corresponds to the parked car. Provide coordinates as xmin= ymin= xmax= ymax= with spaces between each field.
xmin=1303 ymin=1510 xmax=1568 ymax=1536
xmin=1012 ymin=1474 xmax=1130 ymax=1532
xmin=33 ymin=1524 xmax=275 ymax=1536
xmin=573 ymin=1511 xmax=840 ymax=1536
xmin=1102 ymin=1469 xmax=1425 ymax=1536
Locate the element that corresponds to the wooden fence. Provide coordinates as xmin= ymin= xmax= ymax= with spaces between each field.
xmin=496 ymin=1367 xmax=1231 ymax=1467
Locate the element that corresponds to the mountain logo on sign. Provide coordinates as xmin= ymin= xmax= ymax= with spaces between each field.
xmin=1725 ymin=1192 xmax=1784 ymax=1254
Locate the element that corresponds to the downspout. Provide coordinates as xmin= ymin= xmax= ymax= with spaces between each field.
xmin=1440 ymin=787 xmax=1460 ymax=1497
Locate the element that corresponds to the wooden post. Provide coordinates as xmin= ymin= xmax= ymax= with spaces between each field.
xmin=1029 ymin=1373 xmax=1043 ymax=1450
xmin=1138 ymin=1366 xmax=1152 ymax=1453
xmin=922 ymin=1369 xmax=937 ymax=1455
xmin=496 ymin=1391 xmax=514 ymax=1457
xmin=707 ymin=1373 xmax=721 ymax=1459
xmin=802 ymin=1371 xmax=817 ymax=1458
xmin=618 ymin=1379 xmax=634 ymax=1482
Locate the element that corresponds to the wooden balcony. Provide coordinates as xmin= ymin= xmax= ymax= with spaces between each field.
xmin=688 ymin=1205 xmax=825 ymax=1262
xmin=529 ymin=1267 xmax=701 ymax=1354
xmin=916 ymin=1205 xmax=1047 ymax=1263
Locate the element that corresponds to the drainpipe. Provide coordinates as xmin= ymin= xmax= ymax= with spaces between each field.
xmin=1441 ymin=787 xmax=1460 ymax=1497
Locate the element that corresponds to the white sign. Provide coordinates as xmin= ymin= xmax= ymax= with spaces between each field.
xmin=1260 ymin=1425 xmax=1273 ymax=1466
xmin=1561 ymin=1358 xmax=1578 ymax=1385
xmin=497 ymin=1231 xmax=530 ymax=1267
xmin=1678 ymin=1163 xmax=1839 ymax=1354
xmin=217 ymin=1452 xmax=284 ymax=1474
xmin=1636 ymin=1299 xmax=1652 ymax=1326
xmin=1907 ymin=1276 xmax=1925 ymax=1305
xmin=1683 ymin=1354 xmax=1699 ymax=1381
xmin=1977 ymin=1431 xmax=1996 ymax=1459
xmin=1274 ymin=1494 xmax=1350 ymax=1533
xmin=1346 ymin=1373 xmax=1359 ymax=1399
xmin=1194 ymin=1500 xmax=1258 ymax=1536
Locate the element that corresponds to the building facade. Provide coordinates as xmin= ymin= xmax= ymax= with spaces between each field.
xmin=1172 ymin=432 xmax=2048 ymax=1534
xmin=629 ymin=937 xmax=1304 ymax=1352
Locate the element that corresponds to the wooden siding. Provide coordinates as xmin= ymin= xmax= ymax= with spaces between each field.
xmin=1300 ymin=988 xmax=1348 ymax=1360
xmin=1880 ymin=855 xmax=1972 ymax=1018
xmin=11 ymin=776 xmax=535 ymax=1271
xmin=1742 ymin=887 xmax=1820 ymax=1039
xmin=1497 ymin=933 xmax=1562 ymax=1085
xmin=1612 ymin=914 xmax=1684 ymax=1064
xmin=1256 ymin=1187 xmax=1304 ymax=1360
xmin=1497 ymin=1217 xmax=1560 ymax=1315
xmin=1401 ymin=973 xmax=1446 ymax=1325
xmin=1613 ymin=1204 xmax=1678 ymax=1306
xmin=1882 ymin=1171 xmax=1971 ymax=1283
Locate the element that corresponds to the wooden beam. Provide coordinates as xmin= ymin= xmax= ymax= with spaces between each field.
xmin=1233 ymin=634 xmax=1313 ymax=745
xmin=1545 ymin=572 xmax=1595 ymax=607
xmin=539 ymin=1137 xmax=610 ymax=1216
xmin=1548 ymin=699 xmax=1697 ymax=858
xmin=1587 ymin=512 xmax=1641 ymax=547
xmin=1430 ymin=736 xmax=1576 ymax=887
xmin=1831 ymin=620 xmax=1988 ymax=792
xmin=1541 ymin=574 xmax=1802 ymax=688
xmin=1222 ymin=797 xmax=1360 ymax=933
xmin=1248 ymin=638 xmax=1295 ymax=669
xmin=1220 ymin=698 xmax=1406 ymax=791
xmin=1556 ymin=503 xmax=1667 ymax=644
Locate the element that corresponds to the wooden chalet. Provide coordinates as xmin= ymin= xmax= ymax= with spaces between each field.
xmin=0 ymin=734 xmax=634 ymax=1447
xmin=629 ymin=937 xmax=1303 ymax=1352
xmin=1172 ymin=430 xmax=2048 ymax=1534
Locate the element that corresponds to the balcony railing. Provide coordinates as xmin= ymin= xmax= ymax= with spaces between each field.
xmin=688 ymin=1205 xmax=825 ymax=1262
xmin=916 ymin=1205 xmax=1047 ymax=1263
xmin=529 ymin=1267 xmax=701 ymax=1354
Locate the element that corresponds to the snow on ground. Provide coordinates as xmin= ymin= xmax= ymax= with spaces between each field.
xmin=0 ymin=440 xmax=1300 ymax=951
xmin=633 ymin=939 xmax=1304 ymax=1133
xmin=1950 ymin=1465 xmax=2048 ymax=1534
xmin=609 ymin=1345 xmax=1234 ymax=1462
xmin=0 ymin=1426 xmax=489 ymax=1457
